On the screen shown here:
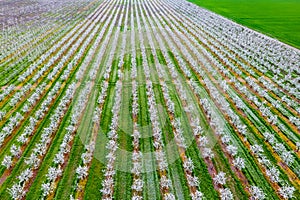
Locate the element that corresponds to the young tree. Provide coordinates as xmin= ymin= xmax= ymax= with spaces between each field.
xmin=163 ymin=193 xmax=176 ymax=200
xmin=46 ymin=167 xmax=62 ymax=181
xmin=220 ymin=188 xmax=233 ymax=200
xmin=41 ymin=182 xmax=51 ymax=197
xmin=296 ymin=142 xmax=300 ymax=151
xmin=273 ymin=143 xmax=285 ymax=154
xmin=226 ymin=145 xmax=238 ymax=156
xmin=76 ymin=165 xmax=88 ymax=180
xmin=2 ymin=155 xmax=13 ymax=169
xmin=8 ymin=183 xmax=25 ymax=200
xmin=160 ymin=175 xmax=172 ymax=189
xmin=54 ymin=152 xmax=65 ymax=165
xmin=281 ymin=151 xmax=294 ymax=165
xmin=186 ymin=174 xmax=199 ymax=187
xmin=18 ymin=168 xmax=33 ymax=183
xmin=198 ymin=136 xmax=208 ymax=147
xmin=250 ymin=144 xmax=263 ymax=156
xmin=131 ymin=178 xmax=143 ymax=192
xmin=213 ymin=172 xmax=226 ymax=185
xmin=81 ymin=152 xmax=92 ymax=164
xmin=250 ymin=186 xmax=265 ymax=200
xmin=132 ymin=195 xmax=143 ymax=200
xmin=183 ymin=158 xmax=194 ymax=172
xmin=203 ymin=148 xmax=214 ymax=160
xmin=25 ymin=153 xmax=40 ymax=169
xmin=263 ymin=132 xmax=275 ymax=144
xmin=279 ymin=186 xmax=295 ymax=199
xmin=191 ymin=190 xmax=203 ymax=200
xmin=194 ymin=125 xmax=203 ymax=136
xmin=221 ymin=135 xmax=231 ymax=145
xmin=10 ymin=144 xmax=21 ymax=157
xmin=233 ymin=157 xmax=245 ymax=170
xmin=266 ymin=167 xmax=279 ymax=183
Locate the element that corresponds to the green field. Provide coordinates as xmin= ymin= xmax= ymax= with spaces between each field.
xmin=188 ymin=0 xmax=300 ymax=49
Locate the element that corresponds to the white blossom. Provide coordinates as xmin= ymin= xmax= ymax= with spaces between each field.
xmin=220 ymin=188 xmax=233 ymax=200
xmin=250 ymin=186 xmax=265 ymax=200
xmin=279 ymin=186 xmax=295 ymax=199
xmin=213 ymin=172 xmax=226 ymax=185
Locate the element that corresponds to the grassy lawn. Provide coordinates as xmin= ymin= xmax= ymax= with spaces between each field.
xmin=188 ymin=0 xmax=300 ymax=49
